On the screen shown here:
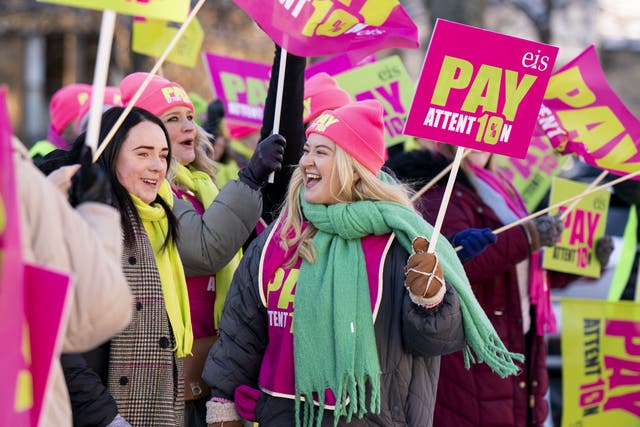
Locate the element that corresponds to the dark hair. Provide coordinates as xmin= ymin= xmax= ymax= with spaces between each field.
xmin=90 ymin=106 xmax=179 ymax=250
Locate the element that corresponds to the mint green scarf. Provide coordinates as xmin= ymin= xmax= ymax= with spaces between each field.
xmin=295 ymin=193 xmax=523 ymax=426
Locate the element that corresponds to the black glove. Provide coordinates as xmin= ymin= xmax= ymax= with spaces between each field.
xmin=238 ymin=134 xmax=286 ymax=190
xmin=451 ymin=228 xmax=497 ymax=262
xmin=203 ymin=99 xmax=225 ymax=136
xmin=68 ymin=145 xmax=113 ymax=207
xmin=595 ymin=235 xmax=614 ymax=267
xmin=534 ymin=214 xmax=564 ymax=247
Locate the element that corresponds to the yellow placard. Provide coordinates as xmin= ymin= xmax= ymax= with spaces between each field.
xmin=561 ymin=298 xmax=640 ymax=426
xmin=38 ymin=0 xmax=189 ymax=22
xmin=132 ymin=16 xmax=204 ymax=68
xmin=542 ymin=177 xmax=610 ymax=278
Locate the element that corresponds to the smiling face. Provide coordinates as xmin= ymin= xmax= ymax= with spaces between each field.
xmin=115 ymin=120 xmax=169 ymax=204
xmin=300 ymin=134 xmax=348 ymax=205
xmin=160 ymin=106 xmax=196 ymax=165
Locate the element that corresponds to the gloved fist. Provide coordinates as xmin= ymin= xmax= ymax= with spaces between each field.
xmin=452 ymin=228 xmax=497 ymax=262
xmin=238 ymin=133 xmax=286 ymax=190
xmin=595 ymin=235 xmax=614 ymax=267
xmin=523 ymin=214 xmax=564 ymax=252
xmin=404 ymin=237 xmax=446 ymax=308
xmin=68 ymin=145 xmax=113 ymax=207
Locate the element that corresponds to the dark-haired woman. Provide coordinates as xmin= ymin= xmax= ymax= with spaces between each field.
xmin=85 ymin=105 xmax=265 ymax=426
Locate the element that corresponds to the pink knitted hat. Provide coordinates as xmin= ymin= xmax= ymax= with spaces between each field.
xmin=120 ymin=72 xmax=193 ymax=117
xmin=303 ymin=72 xmax=351 ymax=124
xmin=306 ymin=100 xmax=386 ymax=175
xmin=49 ymin=83 xmax=92 ymax=134
xmin=225 ymin=120 xmax=260 ymax=139
xmin=75 ymin=86 xmax=123 ymax=132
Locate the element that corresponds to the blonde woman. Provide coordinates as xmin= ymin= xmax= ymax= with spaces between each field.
xmin=203 ymin=100 xmax=522 ymax=427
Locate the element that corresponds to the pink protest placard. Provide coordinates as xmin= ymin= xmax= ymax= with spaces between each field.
xmin=404 ymin=19 xmax=558 ymax=159
xmin=540 ymin=45 xmax=640 ymax=176
xmin=0 ymin=86 xmax=31 ymax=426
xmin=203 ymin=52 xmax=270 ymax=127
xmin=25 ymin=264 xmax=72 ymax=426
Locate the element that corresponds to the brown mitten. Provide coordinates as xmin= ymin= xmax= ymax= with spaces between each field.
xmin=404 ymin=237 xmax=446 ymax=308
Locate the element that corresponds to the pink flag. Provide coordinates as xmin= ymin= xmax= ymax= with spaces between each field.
xmin=540 ymin=45 xmax=640 ymax=176
xmin=231 ymin=0 xmax=419 ymax=57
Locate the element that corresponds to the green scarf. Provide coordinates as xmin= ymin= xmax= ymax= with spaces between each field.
xmin=131 ymin=180 xmax=193 ymax=357
xmin=295 ymin=192 xmax=523 ymax=426
xmin=174 ymin=164 xmax=218 ymax=209
xmin=174 ymin=164 xmax=242 ymax=328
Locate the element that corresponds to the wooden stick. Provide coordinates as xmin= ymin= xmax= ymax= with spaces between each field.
xmin=93 ymin=0 xmax=206 ymax=162
xmin=560 ymin=170 xmax=608 ymax=220
xmin=427 ymin=147 xmax=465 ymax=253
xmin=85 ymin=10 xmax=116 ymax=152
xmin=410 ymin=149 xmax=471 ymax=202
xmin=267 ymin=48 xmax=288 ymax=184
xmin=494 ymin=168 xmax=640 ymax=236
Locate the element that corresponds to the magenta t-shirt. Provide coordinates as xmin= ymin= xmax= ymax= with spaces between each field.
xmin=257 ymin=219 xmax=393 ymax=406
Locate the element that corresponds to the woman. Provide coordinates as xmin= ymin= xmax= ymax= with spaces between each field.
xmin=88 ymin=106 xmax=190 ymax=426
xmin=203 ymin=100 xmax=523 ymax=426
xmin=118 ymin=72 xmax=285 ymax=425
xmin=386 ymin=144 xmax=609 ymax=426
xmin=13 ymin=131 xmax=132 ymax=426
xmin=168 ymin=123 xmax=244 ymax=422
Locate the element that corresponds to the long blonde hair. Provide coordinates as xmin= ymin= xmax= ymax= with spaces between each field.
xmin=168 ymin=124 xmax=219 ymax=190
xmin=279 ymin=145 xmax=413 ymax=267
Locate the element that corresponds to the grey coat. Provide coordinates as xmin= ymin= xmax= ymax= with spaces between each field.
xmin=203 ymin=226 xmax=466 ymax=427
xmin=174 ymin=179 xmax=262 ymax=276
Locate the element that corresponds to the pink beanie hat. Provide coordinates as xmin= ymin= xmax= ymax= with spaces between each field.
xmin=75 ymin=86 xmax=123 ymax=131
xmin=303 ymin=72 xmax=351 ymax=124
xmin=49 ymin=83 xmax=92 ymax=134
xmin=225 ymin=120 xmax=260 ymax=139
xmin=120 ymin=72 xmax=193 ymax=117
xmin=306 ymin=100 xmax=386 ymax=175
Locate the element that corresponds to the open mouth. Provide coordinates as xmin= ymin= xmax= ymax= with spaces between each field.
xmin=142 ymin=178 xmax=158 ymax=186
xmin=305 ymin=172 xmax=321 ymax=188
xmin=179 ymin=139 xmax=193 ymax=147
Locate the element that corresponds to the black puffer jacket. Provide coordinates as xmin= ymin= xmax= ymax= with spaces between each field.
xmin=61 ymin=353 xmax=118 ymax=427
xmin=202 ymin=223 xmax=466 ymax=426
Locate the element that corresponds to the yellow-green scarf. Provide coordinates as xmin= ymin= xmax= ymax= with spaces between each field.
xmin=215 ymin=161 xmax=240 ymax=189
xmin=174 ymin=164 xmax=218 ymax=209
xmin=131 ymin=180 xmax=193 ymax=357
xmin=174 ymin=164 xmax=242 ymax=329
